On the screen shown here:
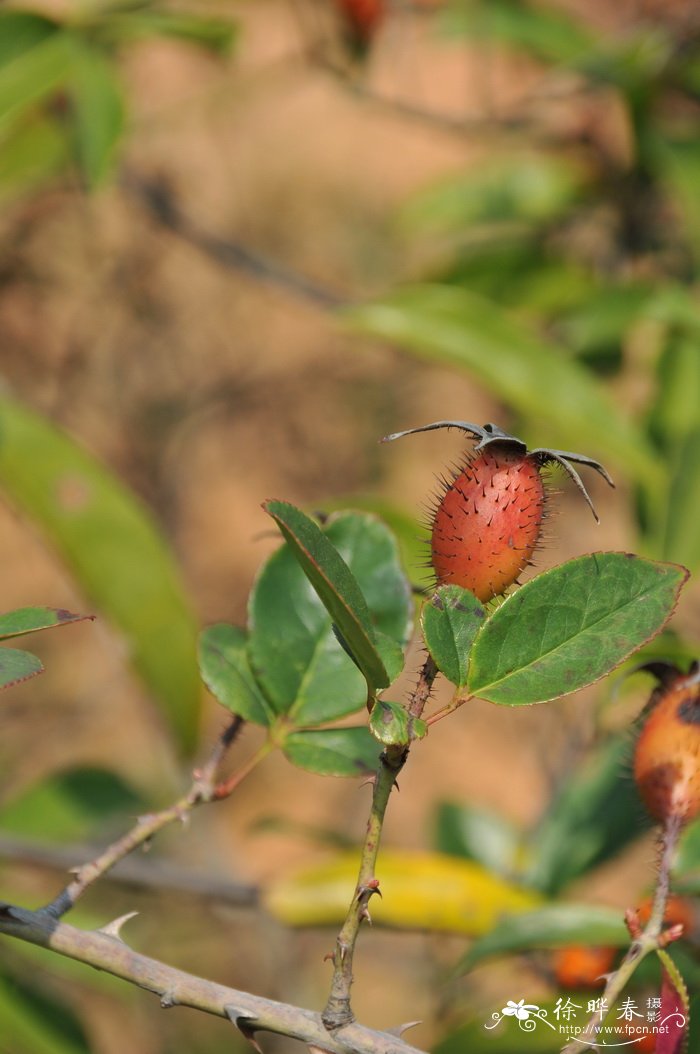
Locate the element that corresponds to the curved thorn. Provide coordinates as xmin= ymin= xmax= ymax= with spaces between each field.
xmin=98 ymin=911 xmax=139 ymax=940
xmin=540 ymin=451 xmax=600 ymax=521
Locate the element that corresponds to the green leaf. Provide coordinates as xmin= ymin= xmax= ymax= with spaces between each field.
xmin=0 ymin=606 xmax=92 ymax=641
xmin=0 ymin=648 xmax=43 ymax=691
xmin=659 ymin=139 xmax=700 ymax=263
xmin=325 ymin=511 xmax=413 ymax=648
xmin=110 ymin=10 xmax=236 ymax=55
xmin=663 ymin=431 xmax=700 ymax=574
xmin=0 ymin=12 xmax=59 ymax=67
xmin=458 ymin=904 xmax=629 ymax=973
xmin=0 ymin=766 xmax=144 ymax=841
xmin=282 ymin=727 xmax=381 ymax=777
xmin=262 ymin=501 xmax=390 ymax=691
xmin=198 ymin=623 xmax=272 ymax=726
xmin=0 ymin=965 xmax=91 ymax=1054
xmin=441 ymin=0 xmax=596 ymax=66
xmin=264 ymin=848 xmax=542 ymax=932
xmin=467 ymin=553 xmax=687 ymax=705
xmin=0 ymin=395 xmax=201 ymax=752
xmin=422 ymin=585 xmax=486 ymax=686
xmin=0 ymin=114 xmax=68 ymax=201
xmin=369 ymin=699 xmax=426 ymax=746
xmin=433 ymin=801 xmax=521 ymax=877
xmin=0 ymin=32 xmax=75 ymax=133
xmin=526 ymin=736 xmax=652 ymax=894
xmin=67 ymin=44 xmax=124 ymax=188
xmin=345 ymin=284 xmax=662 ymax=489
xmin=403 ymin=153 xmax=582 ymax=233
xmin=648 ymin=331 xmax=700 ymax=455
xmin=247 ymin=533 xmax=366 ymax=723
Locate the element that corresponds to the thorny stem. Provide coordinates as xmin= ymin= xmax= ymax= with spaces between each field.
xmin=322 ymin=656 xmax=438 ymax=1033
xmin=43 ymin=715 xmax=266 ymax=918
xmin=0 ymin=902 xmax=426 ymax=1054
xmin=560 ymin=813 xmax=683 ymax=1054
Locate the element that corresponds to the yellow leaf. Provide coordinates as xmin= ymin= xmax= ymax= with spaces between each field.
xmin=263 ymin=849 xmax=542 ymax=934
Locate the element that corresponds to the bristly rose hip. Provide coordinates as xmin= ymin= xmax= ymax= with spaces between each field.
xmin=382 ymin=420 xmax=614 ymax=602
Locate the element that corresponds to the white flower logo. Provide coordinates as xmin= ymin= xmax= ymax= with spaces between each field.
xmin=502 ymin=999 xmax=532 ymax=1021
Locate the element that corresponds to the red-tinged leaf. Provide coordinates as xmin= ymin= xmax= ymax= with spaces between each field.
xmin=657 ymin=951 xmax=689 ymax=1054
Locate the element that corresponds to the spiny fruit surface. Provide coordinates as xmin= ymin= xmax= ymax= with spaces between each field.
xmin=634 ymin=671 xmax=700 ymax=824
xmin=431 ymin=448 xmax=545 ymax=602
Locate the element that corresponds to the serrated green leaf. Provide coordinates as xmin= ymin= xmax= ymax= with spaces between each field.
xmin=526 ymin=736 xmax=652 ymax=894
xmin=458 ymin=904 xmax=628 ymax=973
xmin=0 ymin=766 xmax=144 ymax=841
xmin=264 ymin=849 xmax=541 ymax=932
xmin=433 ymin=801 xmax=521 ymax=877
xmin=369 ymin=699 xmax=426 ymax=746
xmin=0 ymin=606 xmax=92 ymax=641
xmin=467 ymin=553 xmax=687 ymax=705
xmin=67 ymin=44 xmax=124 ymax=188
xmin=282 ymin=727 xmax=381 ymax=777
xmin=0 ymin=396 xmax=201 ymax=752
xmin=198 ymin=624 xmax=272 ymax=726
xmin=345 ymin=284 xmax=662 ymax=489
xmin=262 ymin=501 xmax=390 ymax=692
xmin=0 ymin=648 xmax=42 ymax=691
xmin=422 ymin=585 xmax=486 ymax=686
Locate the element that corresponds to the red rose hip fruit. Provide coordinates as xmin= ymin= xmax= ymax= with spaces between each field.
xmin=634 ymin=662 xmax=700 ymax=824
xmin=382 ymin=420 xmax=614 ymax=602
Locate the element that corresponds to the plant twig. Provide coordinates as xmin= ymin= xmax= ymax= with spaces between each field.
xmin=0 ymin=901 xmax=426 ymax=1054
xmin=560 ymin=813 xmax=684 ymax=1054
xmin=0 ymin=835 xmax=258 ymax=907
xmin=322 ymin=656 xmax=438 ymax=1032
xmin=43 ymin=715 xmax=262 ymax=918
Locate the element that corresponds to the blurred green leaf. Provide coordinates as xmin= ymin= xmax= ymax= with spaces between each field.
xmin=67 ymin=43 xmax=124 ymax=187
xmin=648 ymin=330 xmax=700 ymax=454
xmin=663 ymin=431 xmax=700 ymax=574
xmin=441 ymin=0 xmax=595 ymax=66
xmin=458 ymin=904 xmax=628 ymax=973
xmin=369 ymin=699 xmax=426 ymax=746
xmin=0 ymin=766 xmax=144 ymax=842
xmin=526 ymin=737 xmax=652 ymax=895
xmin=0 ymin=395 xmax=201 ymax=752
xmin=434 ymin=801 xmax=521 ymax=877
xmin=422 ymin=585 xmax=485 ymax=687
xmin=282 ymin=727 xmax=381 ymax=778
xmin=659 ymin=139 xmax=700 ymax=262
xmin=265 ymin=849 xmax=541 ymax=933
xmin=555 ymin=283 xmax=650 ymax=371
xmin=0 ymin=113 xmax=68 ymax=200
xmin=674 ymin=818 xmax=700 ymax=888
xmin=110 ymin=9 xmax=236 ymax=54
xmin=403 ymin=154 xmax=582 ymax=234
xmin=0 ymin=648 xmax=42 ymax=691
xmin=0 ymin=11 xmax=59 ymax=66
xmin=345 ymin=284 xmax=662 ymax=488
xmin=0 ymin=31 xmax=74 ymax=133
xmin=0 ymin=964 xmax=90 ymax=1054
xmin=198 ymin=624 xmax=272 ymax=727
xmin=434 ymin=1013 xmax=563 ymax=1054
xmin=467 ymin=554 xmax=687 ymax=705
xmin=0 ymin=606 xmax=92 ymax=640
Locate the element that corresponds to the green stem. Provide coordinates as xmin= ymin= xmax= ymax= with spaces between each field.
xmin=322 ymin=656 xmax=438 ymax=1033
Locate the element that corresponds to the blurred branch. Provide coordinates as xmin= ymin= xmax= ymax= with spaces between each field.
xmin=42 ymin=714 xmax=267 ymax=918
xmin=122 ymin=171 xmax=348 ymax=310
xmin=0 ymin=835 xmax=258 ymax=907
xmin=0 ymin=900 xmax=426 ymax=1054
